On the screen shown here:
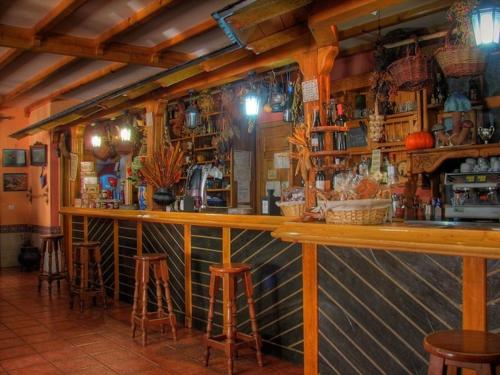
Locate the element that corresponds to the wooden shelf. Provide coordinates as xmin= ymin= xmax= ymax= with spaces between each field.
xmin=207 ymin=188 xmax=230 ymax=192
xmin=171 ymin=135 xmax=192 ymax=142
xmin=195 ymin=132 xmax=219 ymax=138
xmin=372 ymin=141 xmax=406 ymax=149
xmin=194 ymin=146 xmax=216 ymax=151
xmin=311 ymin=126 xmax=348 ymax=133
xmin=310 ymin=150 xmax=350 ymax=157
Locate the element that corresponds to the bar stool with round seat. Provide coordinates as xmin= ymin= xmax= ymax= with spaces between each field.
xmin=70 ymin=241 xmax=107 ymax=312
xmin=38 ymin=233 xmax=66 ymax=294
xmin=204 ymin=262 xmax=263 ymax=375
xmin=131 ymin=253 xmax=177 ymax=346
xmin=424 ymin=330 xmax=500 ymax=374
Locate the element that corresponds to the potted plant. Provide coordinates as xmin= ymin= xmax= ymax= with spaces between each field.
xmin=139 ymin=142 xmax=184 ymax=207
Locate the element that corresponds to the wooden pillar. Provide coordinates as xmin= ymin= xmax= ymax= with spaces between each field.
xmin=463 ymin=257 xmax=487 ymax=330
xmin=222 ymin=226 xmax=231 ymax=327
xmin=294 ymin=42 xmax=339 ymax=208
xmin=65 ymin=215 xmax=73 ymax=280
xmin=302 ymin=242 xmax=318 ymax=375
xmin=69 ymin=125 xmax=85 ymax=207
xmin=136 ymin=221 xmax=143 ymax=256
xmin=144 ymin=100 xmax=167 ymax=210
xmin=113 ymin=219 xmax=119 ymax=302
xmin=184 ymin=224 xmax=192 ymax=328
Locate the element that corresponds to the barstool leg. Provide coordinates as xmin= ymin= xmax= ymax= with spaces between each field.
xmin=244 ymin=270 xmax=263 ymax=367
xmin=232 ymin=277 xmax=238 ymax=359
xmin=153 ymin=263 xmax=164 ymax=334
xmin=80 ymin=248 xmax=89 ymax=312
xmin=224 ymin=274 xmax=235 ymax=375
xmin=54 ymin=239 xmax=61 ymax=292
xmin=131 ymin=259 xmax=141 ymax=338
xmin=94 ymin=248 xmax=106 ymax=308
xmin=140 ymin=261 xmax=149 ymax=346
xmin=427 ymin=354 xmax=446 ymax=375
xmin=205 ymin=273 xmax=219 ymax=366
xmin=48 ymin=240 xmax=54 ymax=295
xmin=38 ymin=239 xmax=47 ymax=292
xmin=160 ymin=261 xmax=177 ymax=340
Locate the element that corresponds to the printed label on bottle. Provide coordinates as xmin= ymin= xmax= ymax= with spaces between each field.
xmin=315 ymin=180 xmax=325 ymax=190
xmin=311 ymin=137 xmax=319 ymax=147
xmin=262 ymin=200 xmax=269 ymax=214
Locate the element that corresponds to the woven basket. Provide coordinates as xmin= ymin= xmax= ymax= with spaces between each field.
xmin=388 ymin=44 xmax=431 ymax=91
xmin=434 ymin=44 xmax=486 ymax=77
xmin=324 ymin=199 xmax=391 ymax=225
xmin=276 ymin=201 xmax=305 ymax=217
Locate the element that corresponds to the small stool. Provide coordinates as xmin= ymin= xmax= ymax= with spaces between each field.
xmin=38 ymin=234 xmax=66 ymax=294
xmin=424 ymin=330 xmax=500 ymax=374
xmin=70 ymin=241 xmax=106 ymax=312
xmin=204 ymin=263 xmax=263 ymax=375
xmin=131 ymin=253 xmax=177 ymax=346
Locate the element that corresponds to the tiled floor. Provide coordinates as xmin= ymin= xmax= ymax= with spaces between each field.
xmin=0 ymin=269 xmax=303 ymax=374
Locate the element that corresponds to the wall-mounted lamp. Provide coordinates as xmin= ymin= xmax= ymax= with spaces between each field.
xmin=244 ymin=72 xmax=260 ymax=117
xmin=185 ymin=89 xmax=201 ymax=129
xmin=471 ymin=3 xmax=500 ymax=46
xmin=91 ymin=134 xmax=102 ymax=148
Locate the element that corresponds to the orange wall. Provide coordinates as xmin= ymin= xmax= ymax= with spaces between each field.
xmin=0 ymin=108 xmax=31 ymax=226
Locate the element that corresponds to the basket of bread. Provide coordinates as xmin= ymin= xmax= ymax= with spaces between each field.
xmin=318 ymin=175 xmax=391 ymax=225
xmin=276 ymin=187 xmax=305 ymax=217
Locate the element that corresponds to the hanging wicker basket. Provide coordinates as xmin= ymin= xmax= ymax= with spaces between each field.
xmin=387 ymin=43 xmax=432 ymax=91
xmin=434 ymin=37 xmax=486 ymax=77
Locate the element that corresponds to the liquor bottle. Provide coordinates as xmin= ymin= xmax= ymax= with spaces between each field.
xmin=326 ymin=97 xmax=336 ymax=126
xmin=315 ymin=161 xmax=326 ymax=191
xmin=334 ymin=104 xmax=347 ymax=150
xmin=311 ymin=108 xmax=324 ymax=152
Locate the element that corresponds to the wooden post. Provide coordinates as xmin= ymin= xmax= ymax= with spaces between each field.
xmin=184 ymin=224 xmax=192 ymax=328
xmin=69 ymin=125 xmax=85 ymax=207
xmin=302 ymin=242 xmax=318 ymax=375
xmin=66 ymin=215 xmax=73 ymax=280
xmin=463 ymin=256 xmax=487 ymax=330
xmin=113 ymin=219 xmax=119 ymax=302
xmin=83 ymin=216 xmax=88 ymax=242
xmin=294 ymin=41 xmax=339 ymax=208
xmin=137 ymin=221 xmax=143 ymax=256
xmin=222 ymin=226 xmax=231 ymax=327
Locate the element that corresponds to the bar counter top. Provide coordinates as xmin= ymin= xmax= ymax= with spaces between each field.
xmin=61 ymin=207 xmax=500 ymax=259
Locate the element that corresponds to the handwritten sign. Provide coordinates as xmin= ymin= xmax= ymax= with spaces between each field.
xmin=301 ymin=79 xmax=319 ymax=103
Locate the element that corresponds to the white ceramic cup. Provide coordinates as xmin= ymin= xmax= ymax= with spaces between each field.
xmin=460 ymin=163 xmax=473 ymax=173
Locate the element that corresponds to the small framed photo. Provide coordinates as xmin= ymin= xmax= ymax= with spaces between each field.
xmin=2 ymin=149 xmax=26 ymax=167
xmin=30 ymin=143 xmax=47 ymax=166
xmin=3 ymin=173 xmax=28 ymax=192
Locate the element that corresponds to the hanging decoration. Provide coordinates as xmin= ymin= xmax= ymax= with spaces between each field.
xmin=471 ymin=2 xmax=500 ymax=46
xmin=185 ymin=90 xmax=201 ymax=129
xmin=244 ymin=71 xmax=260 ymax=133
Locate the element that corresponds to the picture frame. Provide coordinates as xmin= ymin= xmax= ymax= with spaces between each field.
xmin=30 ymin=143 xmax=47 ymax=166
xmin=2 ymin=149 xmax=26 ymax=167
xmin=3 ymin=173 xmax=28 ymax=192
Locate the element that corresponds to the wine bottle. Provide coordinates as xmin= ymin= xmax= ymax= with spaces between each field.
xmin=315 ymin=162 xmax=326 ymax=191
xmin=311 ymin=108 xmax=324 ymax=151
xmin=334 ymin=104 xmax=347 ymax=150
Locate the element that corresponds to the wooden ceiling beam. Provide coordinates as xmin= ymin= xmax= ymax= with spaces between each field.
xmin=0 ymin=48 xmax=23 ymax=71
xmin=338 ymin=0 xmax=453 ymax=41
xmin=95 ymin=0 xmax=176 ymax=47
xmin=309 ymin=0 xmax=405 ymax=45
xmin=0 ymin=56 xmax=78 ymax=104
xmin=0 ymin=24 xmax=191 ymax=67
xmin=226 ymin=0 xmax=313 ymax=29
xmin=246 ymin=24 xmax=309 ymax=54
xmin=33 ymin=0 xmax=88 ymax=36
xmin=24 ymin=62 xmax=128 ymax=114
xmin=153 ymin=18 xmax=217 ymax=52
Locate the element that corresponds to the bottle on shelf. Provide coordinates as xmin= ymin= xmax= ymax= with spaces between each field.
xmin=326 ymin=97 xmax=336 ymax=126
xmin=311 ymin=108 xmax=324 ymax=152
xmin=358 ymin=156 xmax=369 ymax=177
xmin=334 ymin=103 xmax=347 ymax=150
xmin=315 ymin=161 xmax=326 ymax=191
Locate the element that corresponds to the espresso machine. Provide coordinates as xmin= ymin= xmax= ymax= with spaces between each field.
xmin=444 ymin=172 xmax=500 ymax=220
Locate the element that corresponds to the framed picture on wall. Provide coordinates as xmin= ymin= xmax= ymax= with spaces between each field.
xmin=3 ymin=173 xmax=28 ymax=191
xmin=30 ymin=143 xmax=47 ymax=166
xmin=2 ymin=149 xmax=26 ymax=167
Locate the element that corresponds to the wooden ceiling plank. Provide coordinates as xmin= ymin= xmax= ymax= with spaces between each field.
xmin=153 ymin=18 xmax=217 ymax=52
xmin=33 ymin=0 xmax=88 ymax=35
xmin=95 ymin=0 xmax=176 ymax=46
xmin=24 ymin=62 xmax=128 ymax=114
xmin=227 ymin=0 xmax=313 ymax=29
xmin=0 ymin=24 xmax=190 ymax=67
xmin=0 ymin=48 xmax=23 ymax=71
xmin=338 ymin=0 xmax=453 ymax=41
xmin=309 ymin=0 xmax=405 ymax=46
xmin=200 ymin=49 xmax=253 ymax=72
xmin=246 ymin=24 xmax=309 ymax=55
xmin=1 ymin=56 xmax=78 ymax=104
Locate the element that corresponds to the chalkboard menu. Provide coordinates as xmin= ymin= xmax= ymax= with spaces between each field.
xmin=347 ymin=122 xmax=368 ymax=148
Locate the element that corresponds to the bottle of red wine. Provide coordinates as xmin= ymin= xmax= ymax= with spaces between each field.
xmin=311 ymin=108 xmax=324 ymax=152
xmin=334 ymin=104 xmax=347 ymax=150
xmin=315 ymin=160 xmax=326 ymax=191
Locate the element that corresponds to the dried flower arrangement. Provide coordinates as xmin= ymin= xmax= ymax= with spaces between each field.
xmin=288 ymin=121 xmax=312 ymax=182
xmin=448 ymin=0 xmax=478 ymax=45
xmin=139 ymin=142 xmax=184 ymax=189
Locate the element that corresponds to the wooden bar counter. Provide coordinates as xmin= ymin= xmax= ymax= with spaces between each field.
xmin=61 ymin=207 xmax=500 ymax=375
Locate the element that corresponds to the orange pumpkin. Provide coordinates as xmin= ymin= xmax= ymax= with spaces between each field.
xmin=405 ymin=131 xmax=434 ymax=150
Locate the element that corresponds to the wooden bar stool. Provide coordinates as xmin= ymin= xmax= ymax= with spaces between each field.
xmin=131 ymin=253 xmax=177 ymax=346
xmin=424 ymin=330 xmax=500 ymax=374
xmin=70 ymin=241 xmax=107 ymax=312
xmin=204 ymin=263 xmax=263 ymax=375
xmin=38 ymin=234 xmax=66 ymax=294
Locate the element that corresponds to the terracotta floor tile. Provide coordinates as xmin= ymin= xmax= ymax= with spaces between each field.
xmin=7 ymin=362 xmax=62 ymax=375
xmin=0 ymin=330 xmax=16 ymax=340
xmin=0 ymin=337 xmax=25 ymax=349
xmin=0 ymin=345 xmax=36 ymax=361
xmin=70 ymin=364 xmax=118 ymax=374
xmin=22 ymin=332 xmax=59 ymax=344
xmin=29 ymin=339 xmax=75 ymax=353
xmin=0 ymin=353 xmax=48 ymax=370
xmin=99 ymin=357 xmax=158 ymax=374
xmin=51 ymin=355 xmax=103 ymax=373
xmin=40 ymin=347 xmax=88 ymax=362
xmin=12 ymin=325 xmax=50 ymax=337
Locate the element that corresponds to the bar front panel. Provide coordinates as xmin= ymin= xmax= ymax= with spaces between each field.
xmin=88 ymin=217 xmax=114 ymax=297
xmin=142 ymin=222 xmax=186 ymax=324
xmin=118 ymin=220 xmax=137 ymax=303
xmin=231 ymin=229 xmax=304 ymax=363
xmin=191 ymin=226 xmax=223 ymax=333
xmin=488 ymin=259 xmax=500 ymax=333
xmin=317 ymin=246 xmax=462 ymax=375
xmin=72 ymin=216 xmax=84 ymax=242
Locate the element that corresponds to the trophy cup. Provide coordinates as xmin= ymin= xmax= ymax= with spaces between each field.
xmin=478 ymin=123 xmax=495 ymax=144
